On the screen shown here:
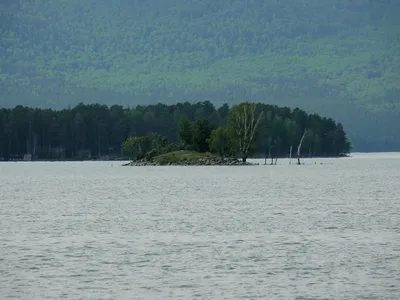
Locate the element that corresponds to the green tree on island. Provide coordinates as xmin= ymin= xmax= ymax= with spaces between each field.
xmin=122 ymin=136 xmax=150 ymax=160
xmin=208 ymin=126 xmax=229 ymax=157
xmin=179 ymin=116 xmax=193 ymax=149
xmin=192 ymin=120 xmax=215 ymax=153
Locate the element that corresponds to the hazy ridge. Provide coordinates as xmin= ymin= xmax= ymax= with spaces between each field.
xmin=0 ymin=0 xmax=399 ymax=150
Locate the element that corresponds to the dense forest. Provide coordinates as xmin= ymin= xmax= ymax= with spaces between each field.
xmin=0 ymin=102 xmax=350 ymax=161
xmin=0 ymin=0 xmax=399 ymax=151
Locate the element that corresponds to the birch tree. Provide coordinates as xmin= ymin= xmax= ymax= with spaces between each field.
xmin=227 ymin=102 xmax=264 ymax=163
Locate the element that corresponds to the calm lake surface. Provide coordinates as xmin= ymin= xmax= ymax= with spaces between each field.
xmin=1 ymin=153 xmax=399 ymax=299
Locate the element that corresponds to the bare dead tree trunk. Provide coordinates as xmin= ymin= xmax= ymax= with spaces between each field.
xmin=264 ymin=148 xmax=268 ymax=165
xmin=274 ymin=139 xmax=280 ymax=165
xmin=267 ymin=148 xmax=271 ymax=165
xmin=289 ymin=145 xmax=292 ymax=165
xmin=297 ymin=130 xmax=307 ymax=165
xmin=98 ymin=135 xmax=101 ymax=158
xmin=270 ymin=147 xmax=274 ymax=165
xmin=33 ymin=133 xmax=37 ymax=160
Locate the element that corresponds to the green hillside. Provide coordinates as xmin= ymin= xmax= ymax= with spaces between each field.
xmin=1 ymin=0 xmax=399 ymax=151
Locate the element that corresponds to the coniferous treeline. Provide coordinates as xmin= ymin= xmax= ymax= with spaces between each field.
xmin=0 ymin=101 xmax=350 ymax=161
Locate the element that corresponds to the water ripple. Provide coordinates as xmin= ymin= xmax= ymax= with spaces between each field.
xmin=0 ymin=157 xmax=399 ymax=299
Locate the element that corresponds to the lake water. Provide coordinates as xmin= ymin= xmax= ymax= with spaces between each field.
xmin=1 ymin=153 xmax=399 ymax=299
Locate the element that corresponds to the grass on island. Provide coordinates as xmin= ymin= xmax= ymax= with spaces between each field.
xmin=152 ymin=150 xmax=215 ymax=165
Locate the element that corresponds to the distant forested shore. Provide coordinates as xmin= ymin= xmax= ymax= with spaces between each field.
xmin=1 ymin=1 xmax=399 ymax=151
xmin=0 ymin=101 xmax=350 ymax=162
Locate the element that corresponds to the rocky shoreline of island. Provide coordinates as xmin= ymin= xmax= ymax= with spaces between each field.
xmin=122 ymin=151 xmax=258 ymax=166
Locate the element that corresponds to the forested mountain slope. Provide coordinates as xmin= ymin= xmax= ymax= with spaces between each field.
xmin=1 ymin=0 xmax=399 ymax=151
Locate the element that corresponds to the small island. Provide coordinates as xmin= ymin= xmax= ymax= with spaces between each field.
xmin=0 ymin=101 xmax=350 ymax=162
xmin=122 ymin=102 xmax=351 ymax=166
